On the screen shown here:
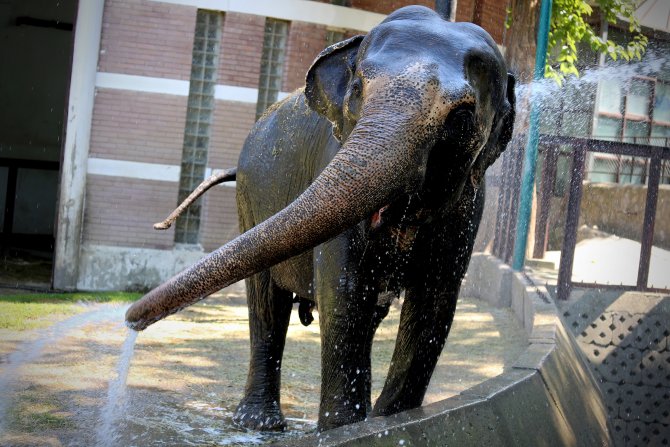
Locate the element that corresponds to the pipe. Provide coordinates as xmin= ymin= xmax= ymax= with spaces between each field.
xmin=512 ymin=0 xmax=553 ymax=271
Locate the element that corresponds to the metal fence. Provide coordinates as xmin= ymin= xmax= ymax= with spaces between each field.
xmin=492 ymin=134 xmax=670 ymax=299
xmin=586 ymin=136 xmax=670 ymax=184
xmin=492 ymin=134 xmax=525 ymax=266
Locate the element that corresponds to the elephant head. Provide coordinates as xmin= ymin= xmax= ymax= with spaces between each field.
xmin=125 ymin=6 xmax=515 ymax=330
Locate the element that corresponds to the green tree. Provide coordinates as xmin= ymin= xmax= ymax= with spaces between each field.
xmin=506 ymin=0 xmax=648 ymax=84
xmin=545 ymin=0 xmax=648 ymax=84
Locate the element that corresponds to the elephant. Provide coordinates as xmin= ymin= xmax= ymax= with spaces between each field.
xmin=126 ymin=5 xmax=515 ymax=433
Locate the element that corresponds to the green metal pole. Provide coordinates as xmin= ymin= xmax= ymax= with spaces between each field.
xmin=512 ymin=0 xmax=553 ymax=271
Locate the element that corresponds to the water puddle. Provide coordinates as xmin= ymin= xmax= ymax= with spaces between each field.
xmin=0 ymin=304 xmax=128 ymax=434
xmin=0 ymin=298 xmax=316 ymax=446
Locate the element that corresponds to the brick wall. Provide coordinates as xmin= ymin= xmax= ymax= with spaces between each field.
xmin=454 ymin=0 xmax=507 ymax=44
xmin=89 ymin=90 xmax=187 ymax=165
xmin=283 ymin=21 xmax=329 ymax=92
xmin=201 ymin=186 xmax=239 ymax=252
xmin=86 ymin=0 xmax=511 ymax=257
xmin=348 ymin=1 xmax=506 ymax=44
xmin=98 ymin=0 xmax=196 ymax=80
xmin=208 ymin=101 xmax=256 ymax=168
xmin=203 ymin=100 xmax=256 ymax=250
xmin=83 ymin=175 xmax=177 ymax=249
xmin=456 ymin=0 xmax=475 ymax=22
xmin=350 ymin=0 xmax=434 ymax=15
xmin=90 ymin=0 xmax=198 ymax=252
xmin=86 ymin=89 xmax=185 ymax=251
xmin=218 ymin=12 xmax=265 ymax=89
xmin=472 ymin=0 xmax=506 ymax=44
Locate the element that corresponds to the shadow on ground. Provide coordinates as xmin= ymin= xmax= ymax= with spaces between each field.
xmin=0 ymin=285 xmax=527 ymax=446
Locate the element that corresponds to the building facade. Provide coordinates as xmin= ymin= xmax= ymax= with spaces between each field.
xmin=0 ymin=0 xmax=509 ymax=291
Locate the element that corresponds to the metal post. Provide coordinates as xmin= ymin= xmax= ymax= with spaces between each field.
xmin=637 ymin=151 xmax=661 ymax=289
xmin=493 ymin=149 xmax=512 ymax=257
xmin=506 ymin=144 xmax=524 ymax=264
xmin=512 ymin=0 xmax=553 ymax=270
xmin=533 ymin=144 xmax=558 ymax=259
xmin=557 ymin=143 xmax=586 ymax=301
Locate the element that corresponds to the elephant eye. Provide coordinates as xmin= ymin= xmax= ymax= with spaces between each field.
xmin=346 ymin=79 xmax=363 ymax=117
xmin=350 ymin=79 xmax=362 ymax=98
xmin=442 ymin=105 xmax=477 ymax=144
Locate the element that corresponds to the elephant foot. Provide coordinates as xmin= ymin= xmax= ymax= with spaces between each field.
xmin=233 ymin=400 xmax=286 ymax=431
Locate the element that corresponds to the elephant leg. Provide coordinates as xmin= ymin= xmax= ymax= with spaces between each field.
xmin=371 ymin=284 xmax=458 ymax=416
xmin=373 ymin=184 xmax=484 ymax=416
xmin=233 ymin=270 xmax=293 ymax=430
xmin=363 ymin=302 xmax=391 ymax=413
xmin=315 ymin=232 xmax=378 ymax=431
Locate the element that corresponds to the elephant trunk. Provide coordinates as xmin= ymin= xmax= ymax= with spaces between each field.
xmin=125 ymin=115 xmax=426 ymax=331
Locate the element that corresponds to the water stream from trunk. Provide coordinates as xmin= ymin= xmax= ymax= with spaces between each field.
xmin=96 ymin=328 xmax=138 ymax=447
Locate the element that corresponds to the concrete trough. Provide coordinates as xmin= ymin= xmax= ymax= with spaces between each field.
xmin=283 ymin=253 xmax=613 ymax=446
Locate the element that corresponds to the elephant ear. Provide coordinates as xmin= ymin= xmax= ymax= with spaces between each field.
xmin=305 ymin=35 xmax=365 ymax=142
xmin=472 ymin=72 xmax=516 ymax=181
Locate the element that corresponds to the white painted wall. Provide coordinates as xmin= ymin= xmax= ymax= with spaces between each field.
xmin=151 ymin=0 xmax=386 ymax=32
xmin=53 ymin=0 xmax=105 ymax=290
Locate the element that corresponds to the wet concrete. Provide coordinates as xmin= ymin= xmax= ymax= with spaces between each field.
xmin=0 ymin=284 xmax=527 ymax=446
xmin=289 ymin=258 xmax=612 ymax=446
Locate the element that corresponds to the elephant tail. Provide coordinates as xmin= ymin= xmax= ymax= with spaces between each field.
xmin=153 ymin=168 xmax=237 ymax=230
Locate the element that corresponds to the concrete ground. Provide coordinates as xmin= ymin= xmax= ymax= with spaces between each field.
xmin=0 ymin=285 xmax=527 ymax=446
xmin=532 ymin=233 xmax=670 ymax=290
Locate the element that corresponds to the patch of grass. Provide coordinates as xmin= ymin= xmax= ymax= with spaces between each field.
xmin=0 ymin=292 xmax=140 ymax=330
xmin=0 ymin=291 xmax=140 ymax=304
xmin=0 ymin=302 xmax=83 ymax=330
xmin=22 ymin=410 xmax=74 ymax=431
xmin=10 ymin=392 xmax=75 ymax=432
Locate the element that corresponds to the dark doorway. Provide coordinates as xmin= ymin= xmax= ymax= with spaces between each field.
xmin=0 ymin=0 xmax=77 ymax=288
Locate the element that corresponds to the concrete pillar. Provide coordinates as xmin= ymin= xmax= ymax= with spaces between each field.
xmin=435 ymin=0 xmax=457 ymax=21
xmin=53 ymin=0 xmax=105 ymax=290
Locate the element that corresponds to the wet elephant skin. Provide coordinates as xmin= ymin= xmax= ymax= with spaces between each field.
xmin=125 ymin=5 xmax=516 ymax=432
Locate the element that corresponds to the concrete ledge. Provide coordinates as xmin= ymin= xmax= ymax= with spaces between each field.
xmin=76 ymin=243 xmax=206 ymax=291
xmin=461 ymin=253 xmax=513 ymax=308
xmin=526 ymin=257 xmax=559 ymax=270
xmin=284 ymin=254 xmax=612 ymax=446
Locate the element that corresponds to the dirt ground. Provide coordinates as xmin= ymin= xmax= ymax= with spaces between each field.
xmin=0 ymin=251 xmax=52 ymax=290
xmin=0 ymin=285 xmax=528 ymax=446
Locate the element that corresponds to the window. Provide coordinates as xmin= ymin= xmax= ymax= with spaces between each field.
xmin=175 ymin=10 xmax=222 ymax=244
xmin=588 ymin=51 xmax=670 ymax=183
xmin=651 ymin=81 xmax=670 ymax=147
xmin=539 ymin=78 xmax=595 ymax=138
xmin=256 ymin=19 xmax=288 ymax=121
xmin=326 ymin=29 xmax=345 ymax=48
xmin=662 ymin=160 xmax=670 ymax=184
xmin=590 ymin=75 xmax=670 ymax=184
xmin=587 ymin=153 xmax=650 ymax=184
xmin=593 ymin=77 xmax=670 ymax=147
xmin=591 ymin=31 xmax=670 ymax=148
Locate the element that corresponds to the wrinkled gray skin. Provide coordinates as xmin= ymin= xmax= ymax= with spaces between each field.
xmin=126 ymin=6 xmax=515 ymax=432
